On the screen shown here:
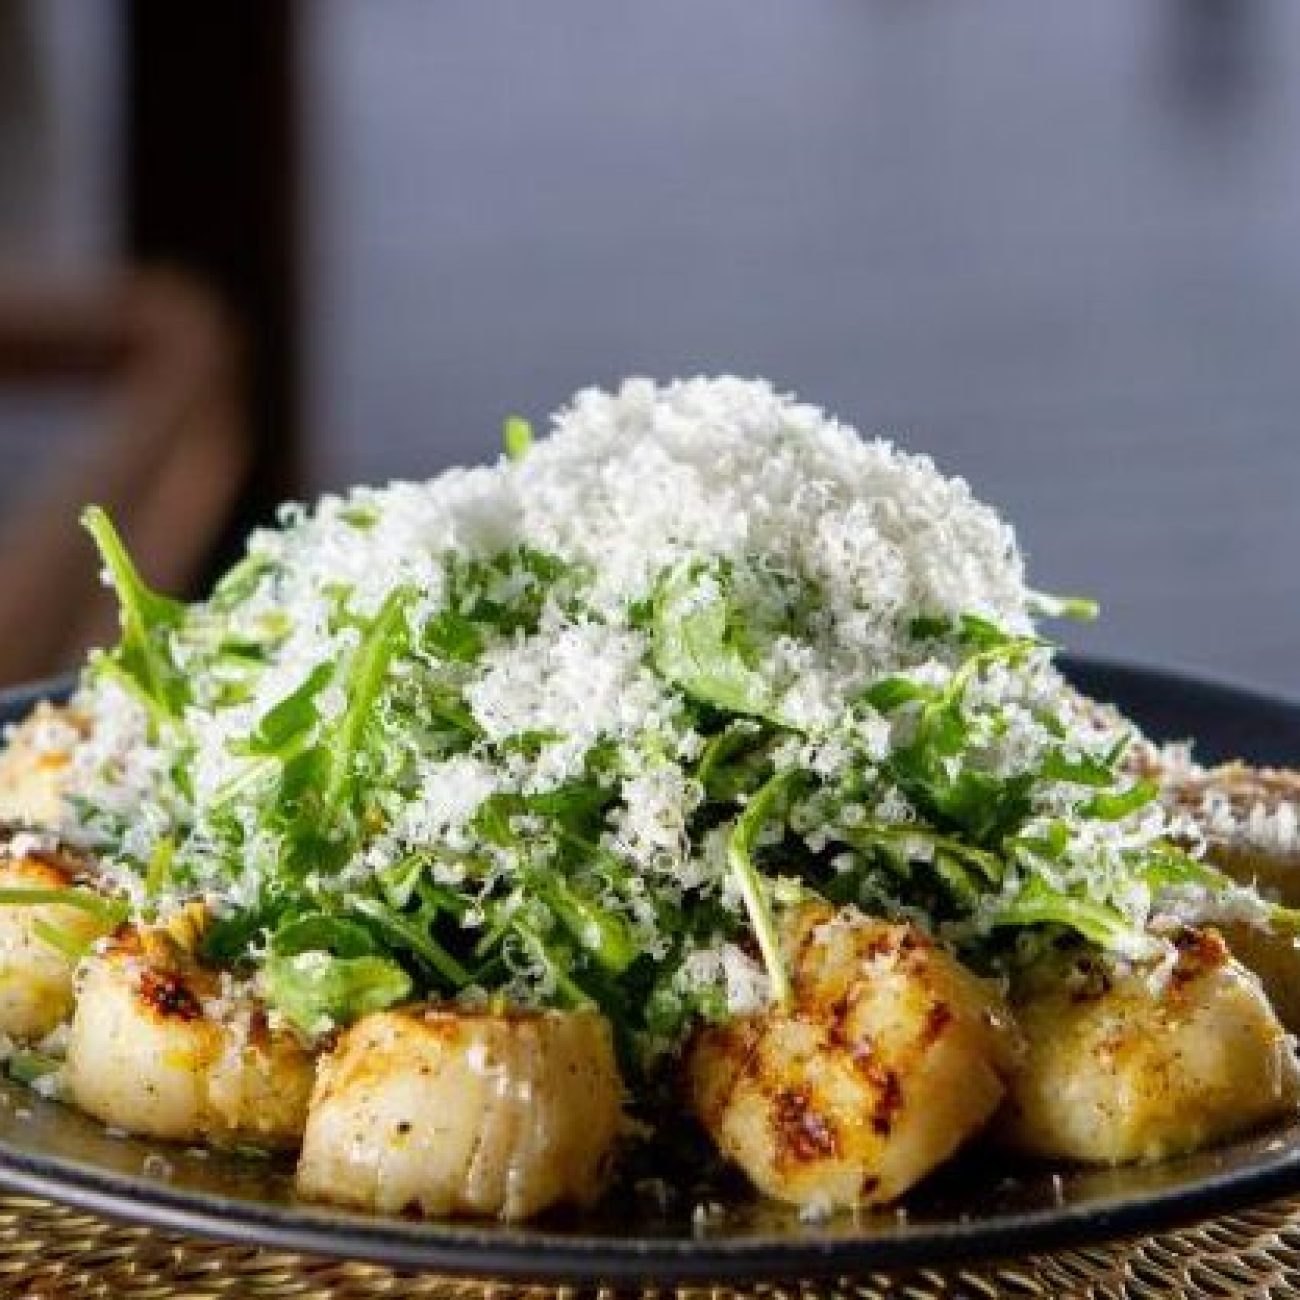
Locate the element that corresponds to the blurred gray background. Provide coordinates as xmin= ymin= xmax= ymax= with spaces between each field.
xmin=3 ymin=1 xmax=1300 ymax=690
xmin=305 ymin=1 xmax=1300 ymax=691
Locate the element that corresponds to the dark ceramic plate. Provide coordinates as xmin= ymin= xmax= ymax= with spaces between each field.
xmin=0 ymin=659 xmax=1297 ymax=1285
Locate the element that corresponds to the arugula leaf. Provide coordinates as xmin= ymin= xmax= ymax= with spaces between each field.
xmin=376 ymin=853 xmax=469 ymax=917
xmin=507 ymin=914 xmax=594 ymax=1009
xmin=643 ymin=970 xmax=729 ymax=1047
xmin=697 ymin=722 xmax=771 ymax=801
xmin=418 ymin=681 xmax=483 ymax=743
xmin=7 ymin=1051 xmax=60 ymax=1086
xmin=908 ymin=614 xmax=951 ymax=640
xmin=1028 ymin=590 xmax=1100 ymax=622
xmin=32 ymin=919 xmax=97 ymax=960
xmin=1041 ymin=750 xmax=1116 ymax=787
xmin=0 ymin=886 xmax=122 ymax=961
xmin=265 ymin=949 xmax=412 ymax=1035
xmin=423 ymin=608 xmax=484 ymax=663
xmin=320 ymin=586 xmax=413 ymax=817
xmin=472 ymin=777 xmax=613 ymax=853
xmin=271 ymin=912 xmax=376 ymax=959
xmin=339 ymin=503 xmax=380 ymax=529
xmin=202 ymin=902 xmax=278 ymax=967
xmin=467 ymin=780 xmax=632 ymax=974
xmin=533 ymin=779 xmax=615 ymax=840
xmin=351 ymin=896 xmax=471 ymax=987
xmin=651 ymin=561 xmax=780 ymax=721
xmin=144 ymin=836 xmax=176 ymax=897
xmin=264 ymin=911 xmax=412 ymax=1034
xmin=956 ymin=612 xmax=1045 ymax=652
xmin=987 ymin=877 xmax=1136 ymax=949
xmin=236 ymin=663 xmax=333 ymax=759
xmin=1081 ymin=779 xmax=1157 ymax=821
xmin=859 ymin=676 xmax=937 ymax=713
xmin=922 ymin=770 xmax=1034 ymax=845
xmin=243 ymin=588 xmax=413 ymax=880
xmin=932 ymin=849 xmax=981 ymax=906
xmin=268 ymin=746 xmax=335 ymax=876
xmin=209 ymin=552 xmax=277 ymax=610
xmin=1137 ymin=844 xmax=1225 ymax=893
xmin=1009 ymin=820 xmax=1071 ymax=861
xmin=533 ymin=874 xmax=638 ymax=974
xmin=841 ymin=821 xmax=1003 ymax=883
xmin=503 ymin=415 xmax=534 ymax=461
xmin=82 ymin=506 xmax=188 ymax=722
xmin=877 ymin=629 xmax=1042 ymax=844
xmin=471 ymin=792 xmax=523 ymax=848
xmin=0 ymin=888 xmax=126 ymax=926
xmin=439 ymin=547 xmax=571 ymax=642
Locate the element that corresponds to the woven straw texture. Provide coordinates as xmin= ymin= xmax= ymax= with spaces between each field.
xmin=2 ymin=1193 xmax=1300 ymax=1299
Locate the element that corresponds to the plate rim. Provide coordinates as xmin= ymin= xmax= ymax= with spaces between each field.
xmin=0 ymin=657 xmax=1296 ymax=1283
xmin=3 ymin=1131 xmax=1300 ymax=1284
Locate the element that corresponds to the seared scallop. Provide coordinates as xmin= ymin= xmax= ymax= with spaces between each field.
xmin=686 ymin=903 xmax=1020 ymax=1211
xmin=1149 ymin=761 xmax=1300 ymax=1030
xmin=0 ymin=704 xmax=84 ymax=829
xmin=64 ymin=925 xmax=315 ymax=1148
xmin=0 ymin=848 xmax=114 ymax=1040
xmin=999 ymin=929 xmax=1300 ymax=1164
xmin=1214 ymin=920 xmax=1300 ymax=1032
xmin=296 ymin=1005 xmax=625 ymax=1221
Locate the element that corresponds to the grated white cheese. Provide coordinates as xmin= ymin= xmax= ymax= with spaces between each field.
xmin=45 ymin=375 xmax=1217 ymax=1025
xmin=607 ymin=765 xmax=703 ymax=876
xmin=677 ymin=941 xmax=771 ymax=1016
xmin=517 ymin=378 xmax=1028 ymax=638
xmin=465 ymin=618 xmax=667 ymax=790
xmin=67 ymin=377 xmax=1036 ymax=883
xmin=390 ymin=755 xmax=503 ymax=861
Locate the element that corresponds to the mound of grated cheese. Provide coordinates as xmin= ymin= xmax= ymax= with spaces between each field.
xmin=47 ymin=376 xmax=1218 ymax=1030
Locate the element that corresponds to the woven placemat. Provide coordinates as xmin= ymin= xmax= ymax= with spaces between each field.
xmin=2 ymin=1194 xmax=1300 ymax=1300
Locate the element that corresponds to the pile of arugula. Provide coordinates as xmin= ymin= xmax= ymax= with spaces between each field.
xmin=69 ymin=457 xmax=1236 ymax=1069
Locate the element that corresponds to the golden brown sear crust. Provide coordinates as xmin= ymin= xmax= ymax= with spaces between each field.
xmin=998 ymin=930 xmax=1300 ymax=1165
xmin=0 ymin=850 xmax=117 ymax=1040
xmin=63 ymin=924 xmax=316 ymax=1149
xmin=772 ymin=1085 xmax=839 ymax=1165
xmin=0 ymin=838 xmax=105 ymax=893
xmin=296 ymin=1004 xmax=625 ymax=1221
xmin=1136 ymin=750 xmax=1300 ymax=1029
xmin=137 ymin=966 xmax=204 ymax=1023
xmin=0 ymin=703 xmax=87 ymax=829
xmin=1066 ymin=685 xmax=1300 ymax=1034
xmin=0 ymin=851 xmax=74 ymax=891
xmin=687 ymin=903 xmax=1019 ymax=1211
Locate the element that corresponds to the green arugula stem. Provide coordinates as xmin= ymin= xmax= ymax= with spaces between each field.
xmin=0 ymin=888 xmax=126 ymax=925
xmin=727 ymin=770 xmax=803 ymax=1008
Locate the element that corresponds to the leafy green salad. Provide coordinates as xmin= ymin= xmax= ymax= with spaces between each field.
xmin=48 ymin=377 xmax=1251 ymax=1069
